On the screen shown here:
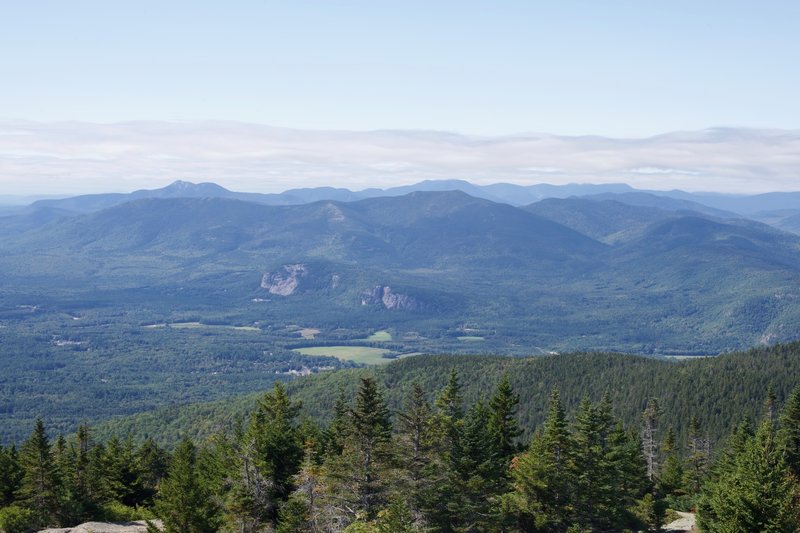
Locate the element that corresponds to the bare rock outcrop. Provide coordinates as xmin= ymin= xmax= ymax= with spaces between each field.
xmin=361 ymin=286 xmax=421 ymax=310
xmin=261 ymin=264 xmax=307 ymax=296
xmin=39 ymin=520 xmax=160 ymax=533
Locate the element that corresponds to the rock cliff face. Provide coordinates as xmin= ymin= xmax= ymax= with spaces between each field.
xmin=361 ymin=285 xmax=421 ymax=310
xmin=260 ymin=264 xmax=307 ymax=296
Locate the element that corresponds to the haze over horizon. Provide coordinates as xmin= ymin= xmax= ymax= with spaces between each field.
xmin=1 ymin=121 xmax=799 ymax=197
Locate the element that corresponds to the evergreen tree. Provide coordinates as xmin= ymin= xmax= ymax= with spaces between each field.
xmin=571 ymin=397 xmax=607 ymax=528
xmin=697 ymin=418 xmax=800 ymax=532
xmin=16 ymin=418 xmax=62 ymax=528
xmin=0 ymin=445 xmax=23 ymax=507
xmin=223 ymin=382 xmax=304 ymax=530
xmin=684 ymin=415 xmax=709 ymax=495
xmin=488 ymin=374 xmax=522 ymax=462
xmin=250 ymin=381 xmax=304 ymax=498
xmin=435 ymin=369 xmax=464 ymax=456
xmin=396 ymin=382 xmax=438 ymax=523
xmin=149 ymin=438 xmax=220 ymax=533
xmin=503 ymin=388 xmax=573 ymax=531
xmin=325 ymin=376 xmax=394 ymax=526
xmin=779 ymin=386 xmax=800 ymax=477
xmin=137 ymin=437 xmax=170 ymax=507
xmin=349 ymin=376 xmax=393 ymax=519
xmin=657 ymin=427 xmax=685 ymax=501
xmin=104 ymin=434 xmax=146 ymax=507
xmin=447 ymin=399 xmax=499 ymax=532
xmin=641 ymin=398 xmax=659 ymax=482
xmin=321 ymin=388 xmax=351 ymax=458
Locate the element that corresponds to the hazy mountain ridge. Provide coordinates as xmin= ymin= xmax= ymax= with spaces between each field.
xmin=1 ymin=187 xmax=799 ymax=353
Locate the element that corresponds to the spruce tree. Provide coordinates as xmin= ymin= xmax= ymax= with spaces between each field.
xmin=684 ymin=415 xmax=709 ymax=495
xmin=0 ymin=445 xmax=23 ymax=507
xmin=149 ymin=438 xmax=219 ymax=533
xmin=349 ymin=376 xmax=393 ymax=519
xmin=396 ymin=382 xmax=438 ymax=521
xmin=697 ymin=418 xmax=800 ymax=532
xmin=249 ymin=381 xmax=304 ymax=497
xmin=779 ymin=386 xmax=800 ymax=477
xmin=503 ymin=388 xmax=573 ymax=531
xmin=16 ymin=418 xmax=62 ymax=528
xmin=657 ymin=428 xmax=685 ymax=501
xmin=488 ymin=374 xmax=522 ymax=462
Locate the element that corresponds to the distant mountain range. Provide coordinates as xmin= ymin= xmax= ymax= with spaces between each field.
xmin=1 ymin=180 xmax=799 ymax=353
xmin=20 ymin=178 xmax=799 ymax=215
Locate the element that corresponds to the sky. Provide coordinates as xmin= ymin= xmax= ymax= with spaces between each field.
xmin=1 ymin=1 xmax=798 ymax=195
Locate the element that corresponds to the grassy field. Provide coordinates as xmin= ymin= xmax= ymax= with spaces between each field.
xmin=363 ymin=330 xmax=393 ymax=341
xmin=144 ymin=322 xmax=261 ymax=332
xmin=293 ymin=345 xmax=396 ymax=365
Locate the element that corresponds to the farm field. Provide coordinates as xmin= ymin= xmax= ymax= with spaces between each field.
xmin=293 ymin=345 xmax=397 ymax=364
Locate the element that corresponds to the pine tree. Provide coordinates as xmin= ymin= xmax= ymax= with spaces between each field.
xmin=149 ymin=438 xmax=220 ymax=533
xmin=16 ymin=418 xmax=62 ymax=528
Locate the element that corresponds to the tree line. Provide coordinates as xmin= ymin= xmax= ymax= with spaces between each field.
xmin=2 ymin=372 xmax=799 ymax=532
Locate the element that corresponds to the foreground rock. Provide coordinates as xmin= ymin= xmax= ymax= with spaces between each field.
xmin=664 ymin=511 xmax=697 ymax=532
xmin=40 ymin=520 xmax=160 ymax=533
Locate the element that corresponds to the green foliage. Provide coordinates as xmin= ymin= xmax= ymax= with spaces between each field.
xmin=150 ymin=439 xmax=220 ymax=533
xmin=16 ymin=418 xmax=61 ymax=528
xmin=4 ymin=192 xmax=800 ymax=445
xmin=698 ymin=418 xmax=800 ymax=532
xmin=0 ymin=505 xmax=33 ymax=533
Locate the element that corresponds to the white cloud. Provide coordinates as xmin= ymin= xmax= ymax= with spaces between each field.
xmin=0 ymin=121 xmax=798 ymax=195
xmin=628 ymin=167 xmax=702 ymax=176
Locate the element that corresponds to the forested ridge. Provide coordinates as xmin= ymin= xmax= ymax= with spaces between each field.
xmin=98 ymin=342 xmax=800 ymax=450
xmin=2 ymin=363 xmax=800 ymax=532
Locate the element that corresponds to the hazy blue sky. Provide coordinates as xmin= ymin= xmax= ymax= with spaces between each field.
xmin=2 ymin=1 xmax=798 ymax=136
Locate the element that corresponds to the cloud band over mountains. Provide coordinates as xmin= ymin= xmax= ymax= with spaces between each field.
xmin=0 ymin=121 xmax=798 ymax=195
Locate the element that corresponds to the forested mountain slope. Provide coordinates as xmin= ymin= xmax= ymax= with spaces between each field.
xmin=97 ymin=341 xmax=800 ymax=450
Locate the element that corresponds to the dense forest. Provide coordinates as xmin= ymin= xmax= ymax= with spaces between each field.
xmin=97 ymin=342 xmax=800 ymax=451
xmin=2 ymin=359 xmax=799 ymax=531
